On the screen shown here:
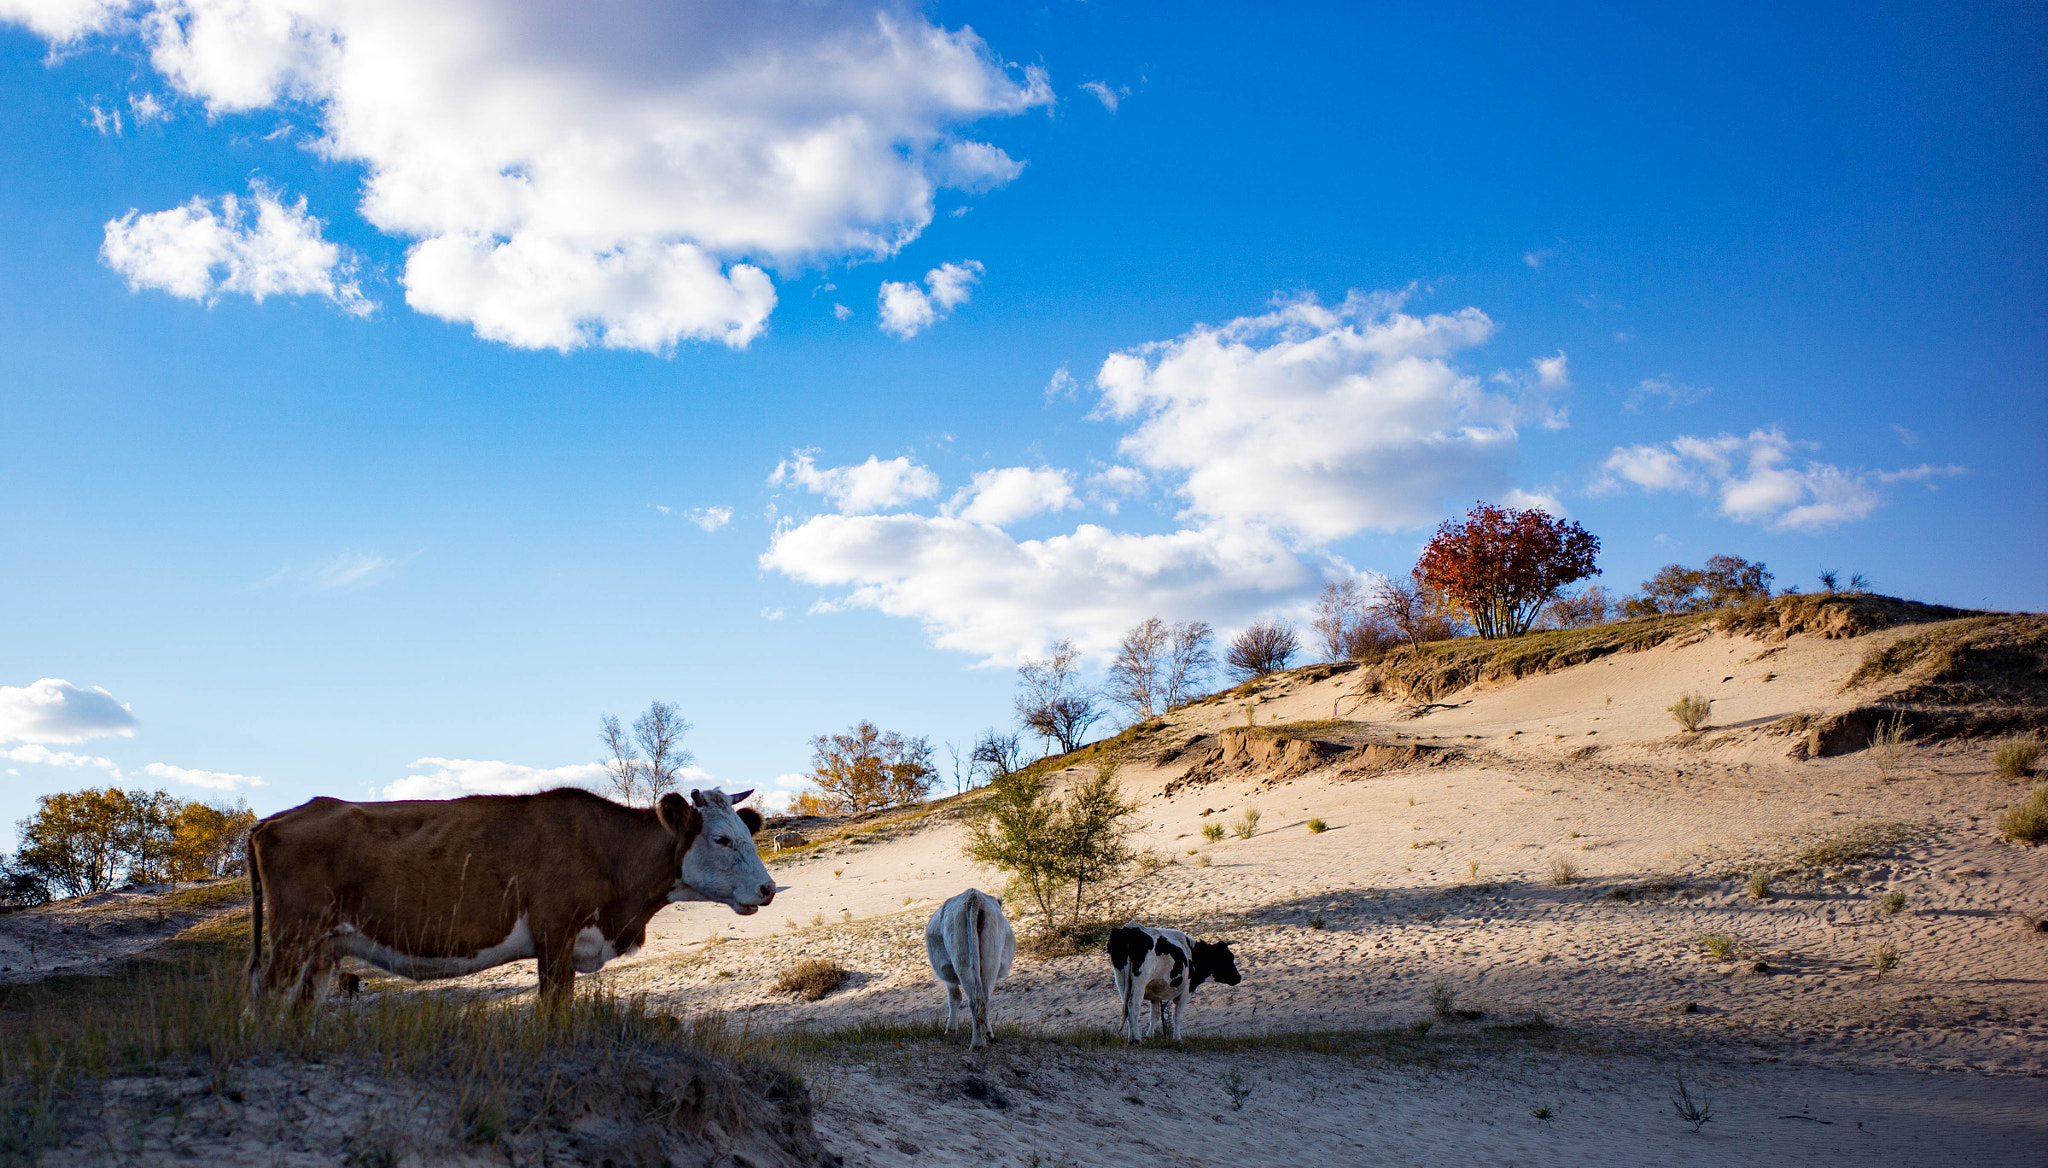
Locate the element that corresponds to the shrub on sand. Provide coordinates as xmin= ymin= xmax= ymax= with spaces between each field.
xmin=1232 ymin=807 xmax=1261 ymax=839
xmin=1868 ymin=713 xmax=1907 ymax=783
xmin=1202 ymin=822 xmax=1225 ymax=842
xmin=1877 ymin=890 xmax=1906 ymax=915
xmin=1870 ymin=941 xmax=1899 ymax=979
xmin=2000 ymin=784 xmax=2048 ymax=844
xmin=1428 ymin=979 xmax=1458 ymax=1018
xmin=1546 ymin=854 xmax=1579 ymax=885
xmin=1668 ymin=693 xmax=1712 ymax=733
xmin=1697 ymin=933 xmax=1736 ymax=961
xmin=1746 ymin=870 xmax=1771 ymax=900
xmin=1306 ymin=817 xmax=1328 ymax=834
xmin=1995 ymin=735 xmax=2042 ymax=779
xmin=773 ymin=958 xmax=848 ymax=1001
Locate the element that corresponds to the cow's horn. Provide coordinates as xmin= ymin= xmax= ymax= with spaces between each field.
xmin=727 ymin=788 xmax=753 ymax=805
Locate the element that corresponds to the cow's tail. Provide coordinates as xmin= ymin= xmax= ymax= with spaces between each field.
xmin=245 ymin=826 xmax=265 ymax=1000
xmin=948 ymin=893 xmax=988 ymax=1042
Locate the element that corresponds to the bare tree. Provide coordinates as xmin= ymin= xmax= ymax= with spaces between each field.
xmin=1016 ymin=638 xmax=1100 ymax=754
xmin=600 ymin=700 xmax=695 ymax=806
xmin=1105 ymin=617 xmax=1170 ymax=721
xmin=1226 ymin=618 xmax=1299 ymax=681
xmin=970 ymin=728 xmax=1024 ymax=783
xmin=1163 ymin=620 xmax=1215 ymax=710
xmin=945 ymin=740 xmax=967 ymax=796
xmin=1371 ymin=569 xmax=1458 ymax=652
xmin=1311 ymin=579 xmax=1365 ymax=662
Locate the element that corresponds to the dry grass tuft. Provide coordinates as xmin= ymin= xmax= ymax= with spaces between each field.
xmin=773 ymin=958 xmax=849 ymax=1001
xmin=1668 ymin=692 xmax=1712 ymax=732
xmin=1995 ymin=735 xmax=2042 ymax=778
xmin=1697 ymin=933 xmax=1736 ymax=961
xmin=1799 ymin=822 xmax=1909 ymax=868
xmin=1870 ymin=941 xmax=1899 ymax=978
xmin=1745 ymin=870 xmax=1771 ymax=900
xmin=1546 ymin=855 xmax=1579 ymax=885
xmin=2000 ymin=784 xmax=2048 ymax=844
xmin=1868 ymin=712 xmax=1907 ymax=782
xmin=1877 ymin=890 xmax=1906 ymax=915
xmin=1232 ymin=807 xmax=1261 ymax=839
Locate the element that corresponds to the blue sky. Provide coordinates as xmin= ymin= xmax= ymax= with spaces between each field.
xmin=2 ymin=1 xmax=2042 ymax=834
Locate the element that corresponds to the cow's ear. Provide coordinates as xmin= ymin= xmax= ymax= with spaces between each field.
xmin=737 ymin=807 xmax=764 ymax=834
xmin=657 ymin=792 xmax=699 ymax=837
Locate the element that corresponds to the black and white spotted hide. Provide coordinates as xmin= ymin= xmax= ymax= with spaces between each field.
xmin=1106 ymin=923 xmax=1241 ymax=1043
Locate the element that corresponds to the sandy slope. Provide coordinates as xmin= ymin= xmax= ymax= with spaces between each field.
xmin=10 ymin=616 xmax=2046 ymax=1166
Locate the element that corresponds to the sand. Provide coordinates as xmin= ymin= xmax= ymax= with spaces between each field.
xmin=10 ymin=615 xmax=2047 ymax=1165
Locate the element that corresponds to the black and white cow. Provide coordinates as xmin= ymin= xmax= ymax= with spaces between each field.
xmin=925 ymin=888 xmax=1016 ymax=1048
xmin=1107 ymin=923 xmax=1241 ymax=1043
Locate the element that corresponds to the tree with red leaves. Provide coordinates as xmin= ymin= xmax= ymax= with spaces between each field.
xmin=1418 ymin=503 xmax=1601 ymax=638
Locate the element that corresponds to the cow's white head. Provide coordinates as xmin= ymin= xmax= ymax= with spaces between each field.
xmin=660 ymin=788 xmax=775 ymax=914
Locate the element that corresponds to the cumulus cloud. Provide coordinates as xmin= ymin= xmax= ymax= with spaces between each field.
xmin=141 ymin=761 xmax=264 ymax=790
xmin=382 ymin=756 xmax=616 ymax=801
xmin=0 ymin=678 xmax=138 ymax=745
xmin=948 ymin=466 xmax=1077 ymax=526
xmin=1599 ymin=428 xmax=1962 ymax=532
xmin=2 ymin=744 xmax=123 ymax=776
xmin=762 ymin=514 xmax=1314 ymax=664
xmin=687 ymin=506 xmax=733 ymax=531
xmin=770 ymin=451 xmax=940 ymax=513
xmin=877 ymin=260 xmax=983 ymax=338
xmin=1096 ymin=291 xmax=1555 ymax=541
xmin=762 ymin=289 xmax=1584 ymax=660
xmin=100 ymin=182 xmax=371 ymax=314
xmin=11 ymin=0 xmax=1050 ymax=351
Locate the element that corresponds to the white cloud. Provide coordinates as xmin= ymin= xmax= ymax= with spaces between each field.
xmin=1598 ymin=428 xmax=1959 ymax=533
xmin=1625 ymin=375 xmax=1712 ymax=412
xmin=1502 ymin=488 xmax=1567 ymax=516
xmin=1890 ymin=423 xmax=1918 ymax=446
xmin=832 ymin=303 xmax=853 ymax=321
xmin=749 ymin=772 xmax=815 ymax=816
xmin=11 ymin=1 xmax=1051 ymax=352
xmin=310 ymin=551 xmax=392 ymax=590
xmin=129 ymin=91 xmax=167 ymax=123
xmin=141 ymin=761 xmax=264 ymax=790
xmin=877 ymin=260 xmax=982 ymax=338
xmin=0 ymin=678 xmax=138 ymax=745
xmin=382 ymin=756 xmax=615 ymax=801
xmin=762 ymin=288 xmax=1595 ymax=660
xmin=687 ymin=506 xmax=733 ymax=531
xmin=760 ymin=607 xmax=785 ymax=621
xmin=762 ymin=514 xmax=1315 ymax=665
xmin=1080 ymin=80 xmax=1128 ymax=111
xmin=770 ymin=451 xmax=940 ymax=513
xmin=382 ymin=756 xmax=736 ymax=801
xmin=101 ymin=182 xmax=372 ymax=314
xmin=1522 ymin=247 xmax=1556 ymax=269
xmin=3 ymin=744 xmax=123 ymax=776
xmin=1044 ymin=365 xmax=1078 ymax=402
xmin=948 ymin=466 xmax=1077 ymax=526
xmin=1096 ymin=291 xmax=1556 ymax=541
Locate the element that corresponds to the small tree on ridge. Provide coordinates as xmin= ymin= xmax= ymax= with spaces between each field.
xmin=1418 ymin=502 xmax=1600 ymax=638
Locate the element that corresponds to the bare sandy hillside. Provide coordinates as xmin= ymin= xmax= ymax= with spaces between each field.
xmin=8 ymin=599 xmax=2046 ymax=1166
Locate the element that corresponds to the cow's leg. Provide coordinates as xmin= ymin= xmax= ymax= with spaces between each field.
xmin=1124 ymin=978 xmax=1147 ymax=1044
xmin=1169 ymin=995 xmax=1184 ymax=1043
xmin=535 ymin=933 xmax=577 ymax=1012
xmin=943 ymin=981 xmax=963 ymax=1040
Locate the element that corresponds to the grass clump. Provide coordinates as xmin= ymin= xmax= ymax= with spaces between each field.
xmin=773 ymin=958 xmax=849 ymax=1001
xmin=1668 ymin=692 xmax=1712 ymax=733
xmin=1868 ymin=712 xmax=1907 ymax=782
xmin=1870 ymin=941 xmax=1899 ymax=979
xmin=1799 ymin=822 xmax=1908 ymax=868
xmin=1745 ymin=870 xmax=1771 ymax=900
xmin=1428 ymin=979 xmax=1458 ymax=1018
xmin=1877 ymin=890 xmax=1906 ymax=915
xmin=2000 ymin=784 xmax=2048 ymax=844
xmin=1306 ymin=817 xmax=1328 ymax=834
xmin=1697 ymin=933 xmax=1736 ymax=961
xmin=1995 ymin=735 xmax=2042 ymax=778
xmin=1232 ymin=807 xmax=1261 ymax=839
xmin=1201 ymin=822 xmax=1225 ymax=842
xmin=1546 ymin=855 xmax=1579 ymax=885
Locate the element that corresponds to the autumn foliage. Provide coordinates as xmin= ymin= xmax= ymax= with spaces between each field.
xmin=1418 ymin=502 xmax=1601 ymax=639
xmin=807 ymin=720 xmax=936 ymax=814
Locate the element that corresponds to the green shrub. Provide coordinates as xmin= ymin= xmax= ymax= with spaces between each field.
xmin=1994 ymin=735 xmax=2042 ymax=779
xmin=1306 ymin=817 xmax=1327 ymax=834
xmin=1746 ymin=870 xmax=1771 ymax=900
xmin=1697 ymin=933 xmax=1735 ymax=961
xmin=1668 ymin=693 xmax=1712 ymax=732
xmin=1201 ymin=822 xmax=1225 ymax=842
xmin=1232 ymin=807 xmax=1261 ymax=839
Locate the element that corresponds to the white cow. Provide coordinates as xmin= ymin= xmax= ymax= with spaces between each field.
xmin=1107 ymin=923 xmax=1242 ymax=1043
xmin=925 ymin=888 xmax=1015 ymax=1048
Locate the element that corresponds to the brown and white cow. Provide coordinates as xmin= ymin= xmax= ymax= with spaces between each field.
xmin=246 ymin=786 xmax=773 ymax=1008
